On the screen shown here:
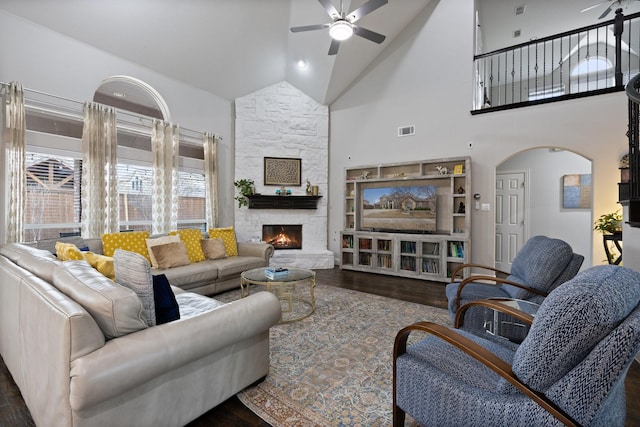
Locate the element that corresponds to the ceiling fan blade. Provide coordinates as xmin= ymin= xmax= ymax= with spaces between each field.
xmin=599 ymin=5 xmax=614 ymax=19
xmin=348 ymin=0 xmax=388 ymax=22
xmin=353 ymin=25 xmax=386 ymax=44
xmin=290 ymin=23 xmax=330 ymax=33
xmin=328 ymin=39 xmax=340 ymax=55
xmin=318 ymin=0 xmax=340 ymax=19
xmin=580 ymin=1 xmax=609 ymax=13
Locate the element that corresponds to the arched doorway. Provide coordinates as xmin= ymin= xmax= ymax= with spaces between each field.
xmin=496 ymin=147 xmax=593 ymax=271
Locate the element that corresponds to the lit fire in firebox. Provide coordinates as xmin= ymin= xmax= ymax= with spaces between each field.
xmin=263 ymin=225 xmax=301 ymax=249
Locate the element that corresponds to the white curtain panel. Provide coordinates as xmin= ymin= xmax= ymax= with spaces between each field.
xmin=203 ymin=133 xmax=218 ymax=229
xmin=81 ymin=102 xmax=119 ymax=238
xmin=6 ymin=82 xmax=26 ymax=243
xmin=151 ymin=120 xmax=179 ymax=235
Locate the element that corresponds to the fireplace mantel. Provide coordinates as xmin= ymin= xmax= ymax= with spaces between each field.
xmin=247 ymin=195 xmax=322 ymax=209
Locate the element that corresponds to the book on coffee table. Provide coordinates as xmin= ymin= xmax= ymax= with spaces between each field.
xmin=265 ymin=267 xmax=289 ymax=280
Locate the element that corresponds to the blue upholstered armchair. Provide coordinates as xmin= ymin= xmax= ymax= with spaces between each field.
xmin=394 ymin=265 xmax=640 ymax=427
xmin=445 ymin=235 xmax=584 ymax=323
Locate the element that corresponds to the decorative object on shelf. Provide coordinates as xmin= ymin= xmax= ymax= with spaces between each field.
xmin=620 ymin=154 xmax=630 ymax=183
xmin=453 ymin=164 xmax=464 ymax=174
xmin=233 ymin=178 xmax=255 ymax=208
xmin=311 ymin=185 xmax=319 ymax=196
xmin=393 ymin=172 xmax=405 ymax=178
xmin=457 ymin=202 xmax=465 ymax=214
xmin=562 ymin=174 xmax=592 ymax=209
xmin=620 ymin=153 xmax=630 ymax=168
xmin=594 ymin=210 xmax=623 ymax=264
xmin=264 ymin=157 xmax=302 ymax=186
xmin=286 ymin=189 xmax=292 ymax=195
xmin=435 ymin=165 xmax=448 ymax=175
xmin=275 ymin=188 xmax=281 ymax=195
xmin=359 ymin=171 xmax=370 ymax=179
xmin=457 ymin=186 xmax=465 ymax=194
xmin=306 ymin=179 xmax=312 ymax=195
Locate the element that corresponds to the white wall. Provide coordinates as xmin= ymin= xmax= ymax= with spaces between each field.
xmin=328 ymin=0 xmax=630 ymax=270
xmin=0 ymin=10 xmax=235 ymax=236
xmin=498 ymin=148 xmax=593 ymax=267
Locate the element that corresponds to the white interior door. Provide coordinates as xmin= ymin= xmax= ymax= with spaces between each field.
xmin=495 ymin=172 xmax=526 ymax=272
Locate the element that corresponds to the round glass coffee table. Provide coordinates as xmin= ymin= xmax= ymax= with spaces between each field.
xmin=241 ymin=267 xmax=316 ymax=323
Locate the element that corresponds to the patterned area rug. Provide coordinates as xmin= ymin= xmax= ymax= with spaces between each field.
xmin=216 ymin=283 xmax=450 ymax=426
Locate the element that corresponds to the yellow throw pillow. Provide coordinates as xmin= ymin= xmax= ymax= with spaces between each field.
xmin=208 ymin=226 xmax=238 ymax=257
xmin=83 ymin=252 xmax=115 ymax=280
xmin=168 ymin=229 xmax=206 ymax=263
xmin=146 ymin=235 xmax=181 ymax=268
xmin=102 ymin=231 xmax=151 ymax=261
xmin=201 ymin=238 xmax=227 ymax=260
xmin=55 ymin=242 xmax=85 ymax=261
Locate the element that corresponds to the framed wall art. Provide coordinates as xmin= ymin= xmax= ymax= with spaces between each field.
xmin=264 ymin=157 xmax=302 ymax=186
xmin=562 ymin=173 xmax=592 ymax=209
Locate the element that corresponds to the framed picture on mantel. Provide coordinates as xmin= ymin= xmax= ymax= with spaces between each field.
xmin=264 ymin=157 xmax=302 ymax=186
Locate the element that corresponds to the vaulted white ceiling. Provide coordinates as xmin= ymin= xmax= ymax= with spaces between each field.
xmin=0 ymin=0 xmax=432 ymax=105
xmin=2 ymin=0 xmax=637 ymax=105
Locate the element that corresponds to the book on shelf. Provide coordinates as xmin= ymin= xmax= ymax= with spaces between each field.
xmin=265 ymin=267 xmax=289 ymax=279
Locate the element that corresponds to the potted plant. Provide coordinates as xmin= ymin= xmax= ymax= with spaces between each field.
xmin=234 ymin=178 xmax=255 ymax=208
xmin=594 ymin=210 xmax=622 ymax=235
xmin=594 ymin=210 xmax=623 ymax=264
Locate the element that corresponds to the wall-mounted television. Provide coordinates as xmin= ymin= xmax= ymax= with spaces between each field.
xmin=361 ymin=183 xmax=437 ymax=232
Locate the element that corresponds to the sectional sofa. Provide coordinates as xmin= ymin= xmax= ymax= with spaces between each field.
xmin=35 ymin=230 xmax=275 ymax=296
xmin=0 ymin=242 xmax=282 ymax=426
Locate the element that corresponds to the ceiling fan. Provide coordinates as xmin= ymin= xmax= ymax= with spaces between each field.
xmin=581 ymin=0 xmax=640 ymax=19
xmin=290 ymin=0 xmax=388 ymax=55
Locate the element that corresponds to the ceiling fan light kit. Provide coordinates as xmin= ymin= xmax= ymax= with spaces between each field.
xmin=290 ymin=0 xmax=388 ymax=55
xmin=329 ymin=20 xmax=353 ymax=40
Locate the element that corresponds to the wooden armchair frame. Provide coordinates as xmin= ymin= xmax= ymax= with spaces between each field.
xmin=393 ymin=301 xmax=579 ymax=427
xmin=450 ymin=263 xmax=548 ymax=313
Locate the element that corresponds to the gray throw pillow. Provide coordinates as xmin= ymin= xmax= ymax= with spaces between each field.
xmin=113 ymin=249 xmax=156 ymax=326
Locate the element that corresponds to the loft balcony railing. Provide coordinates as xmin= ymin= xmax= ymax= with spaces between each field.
xmin=472 ymin=9 xmax=640 ymax=114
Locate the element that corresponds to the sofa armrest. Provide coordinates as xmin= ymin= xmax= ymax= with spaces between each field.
xmin=237 ymin=242 xmax=274 ymax=261
xmin=69 ymin=291 xmax=281 ymax=411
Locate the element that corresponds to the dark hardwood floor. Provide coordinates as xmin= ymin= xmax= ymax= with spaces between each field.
xmin=1 ymin=267 xmax=639 ymax=426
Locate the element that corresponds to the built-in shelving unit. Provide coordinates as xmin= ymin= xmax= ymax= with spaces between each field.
xmin=340 ymin=157 xmax=471 ymax=282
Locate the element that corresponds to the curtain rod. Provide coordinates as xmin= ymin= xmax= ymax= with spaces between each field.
xmin=0 ymin=81 xmax=222 ymax=140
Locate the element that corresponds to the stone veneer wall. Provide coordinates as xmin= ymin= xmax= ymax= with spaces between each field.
xmin=234 ymin=82 xmax=333 ymax=269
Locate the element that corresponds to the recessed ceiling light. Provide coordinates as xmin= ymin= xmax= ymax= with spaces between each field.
xmin=113 ymin=91 xmax=126 ymax=98
xmin=297 ymin=59 xmax=308 ymax=69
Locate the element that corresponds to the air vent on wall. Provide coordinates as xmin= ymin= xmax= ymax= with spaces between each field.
xmin=515 ymin=5 xmax=526 ymax=15
xmin=397 ymin=125 xmax=415 ymax=137
xmin=513 ymin=29 xmax=521 ymax=38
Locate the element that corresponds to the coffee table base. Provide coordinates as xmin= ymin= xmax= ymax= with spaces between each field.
xmin=241 ymin=268 xmax=316 ymax=323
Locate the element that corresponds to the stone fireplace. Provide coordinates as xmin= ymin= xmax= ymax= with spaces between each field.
xmin=262 ymin=225 xmax=302 ymax=250
xmin=234 ymin=81 xmax=334 ymax=269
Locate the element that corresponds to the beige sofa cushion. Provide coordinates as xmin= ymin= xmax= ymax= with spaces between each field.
xmin=52 ymin=261 xmax=148 ymax=339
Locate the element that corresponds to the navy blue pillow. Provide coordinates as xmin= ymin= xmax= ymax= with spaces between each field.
xmin=152 ymin=274 xmax=180 ymax=325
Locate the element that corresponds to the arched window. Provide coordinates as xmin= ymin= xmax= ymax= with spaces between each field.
xmin=570 ymin=56 xmax=614 ymax=92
